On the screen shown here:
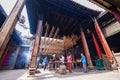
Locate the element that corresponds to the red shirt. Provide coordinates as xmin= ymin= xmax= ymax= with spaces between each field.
xmin=67 ymin=56 xmax=72 ymax=63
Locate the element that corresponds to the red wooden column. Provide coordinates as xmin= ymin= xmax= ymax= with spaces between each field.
xmin=91 ymin=32 xmax=102 ymax=59
xmin=94 ymin=18 xmax=113 ymax=60
xmin=80 ymin=28 xmax=93 ymax=67
xmin=29 ymin=20 xmax=43 ymax=75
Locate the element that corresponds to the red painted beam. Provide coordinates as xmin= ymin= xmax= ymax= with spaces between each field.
xmin=80 ymin=28 xmax=93 ymax=66
xmin=92 ymin=32 xmax=102 ymax=59
xmin=94 ymin=18 xmax=113 ymax=60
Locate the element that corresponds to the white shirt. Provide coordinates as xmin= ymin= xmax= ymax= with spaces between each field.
xmin=60 ymin=56 xmax=65 ymax=63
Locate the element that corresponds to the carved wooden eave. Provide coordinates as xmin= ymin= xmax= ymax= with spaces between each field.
xmin=39 ymin=37 xmax=64 ymax=54
xmin=62 ymin=34 xmax=80 ymax=49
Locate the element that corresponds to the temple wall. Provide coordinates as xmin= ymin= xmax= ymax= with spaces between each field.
xmin=114 ymin=53 xmax=120 ymax=65
xmin=102 ymin=21 xmax=120 ymax=38
xmin=15 ymin=47 xmax=31 ymax=69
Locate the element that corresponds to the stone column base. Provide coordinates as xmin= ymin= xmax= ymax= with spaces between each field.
xmin=29 ymin=68 xmax=36 ymax=75
xmin=88 ymin=66 xmax=95 ymax=70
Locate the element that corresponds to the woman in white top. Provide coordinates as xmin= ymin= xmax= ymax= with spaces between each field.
xmin=60 ymin=55 xmax=65 ymax=64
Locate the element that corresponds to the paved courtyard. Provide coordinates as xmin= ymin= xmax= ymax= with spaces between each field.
xmin=0 ymin=69 xmax=120 ymax=80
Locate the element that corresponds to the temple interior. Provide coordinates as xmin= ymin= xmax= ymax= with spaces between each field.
xmin=0 ymin=0 xmax=120 ymax=79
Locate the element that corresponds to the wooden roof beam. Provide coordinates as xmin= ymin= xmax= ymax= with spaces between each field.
xmin=45 ymin=39 xmax=56 ymax=53
xmin=72 ymin=23 xmax=79 ymax=34
xmin=40 ymin=22 xmax=49 ymax=53
xmin=58 ymin=15 xmax=65 ymax=27
xmin=63 ymin=35 xmax=78 ymax=49
xmin=43 ymin=26 xmax=55 ymax=53
xmin=60 ymin=16 xmax=69 ymax=28
xmin=66 ymin=21 xmax=78 ymax=34
xmin=63 ymin=18 xmax=73 ymax=32
xmin=47 ymin=27 xmax=60 ymax=46
xmin=64 ymin=19 xmax=74 ymax=32
xmin=45 ymin=28 xmax=60 ymax=53
xmin=44 ymin=22 xmax=49 ymax=37
xmin=53 ymin=27 xmax=60 ymax=38
xmin=49 ymin=26 xmax=55 ymax=37
xmin=49 ymin=28 xmax=60 ymax=52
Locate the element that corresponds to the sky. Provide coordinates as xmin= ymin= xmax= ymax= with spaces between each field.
xmin=0 ymin=0 xmax=105 ymax=36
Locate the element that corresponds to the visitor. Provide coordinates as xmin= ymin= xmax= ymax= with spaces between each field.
xmin=67 ymin=54 xmax=72 ymax=73
xmin=80 ymin=53 xmax=88 ymax=73
xmin=43 ymin=56 xmax=48 ymax=71
xmin=59 ymin=54 xmax=65 ymax=64
xmin=52 ymin=54 xmax=56 ymax=69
